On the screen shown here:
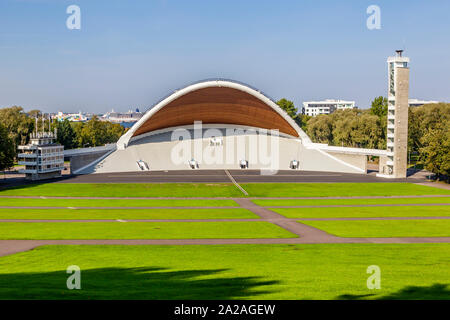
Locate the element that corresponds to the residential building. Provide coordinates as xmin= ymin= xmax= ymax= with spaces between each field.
xmin=302 ymin=99 xmax=356 ymax=116
xmin=408 ymin=99 xmax=439 ymax=107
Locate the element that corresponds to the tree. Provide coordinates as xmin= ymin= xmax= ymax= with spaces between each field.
xmin=75 ymin=116 xmax=125 ymax=148
xmin=408 ymin=103 xmax=450 ymax=180
xmin=409 ymin=103 xmax=450 ymax=154
xmin=297 ymin=114 xmax=311 ymax=132
xmin=0 ymin=123 xmax=15 ymax=171
xmin=350 ymin=112 xmax=384 ymax=149
xmin=277 ymin=98 xmax=298 ymax=119
xmin=0 ymin=107 xmax=126 ymax=152
xmin=304 ymin=108 xmax=386 ymax=149
xmin=420 ymin=123 xmax=450 ymax=180
xmin=56 ymin=119 xmax=77 ymax=149
xmin=0 ymin=106 xmax=35 ymax=153
xmin=306 ymin=115 xmax=333 ymax=144
xmin=71 ymin=122 xmax=84 ymax=148
xmin=332 ymin=110 xmax=358 ymax=147
xmin=80 ymin=116 xmax=104 ymax=147
xmin=28 ymin=109 xmax=42 ymax=119
xmin=276 ymin=98 xmax=305 ymax=128
xmin=370 ymin=96 xmax=388 ymax=118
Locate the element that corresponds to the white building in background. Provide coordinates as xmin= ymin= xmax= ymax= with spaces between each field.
xmin=408 ymin=99 xmax=439 ymax=107
xmin=302 ymin=99 xmax=356 ymax=116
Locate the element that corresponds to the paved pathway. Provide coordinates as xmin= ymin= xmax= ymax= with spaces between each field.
xmin=266 ymin=203 xmax=450 ymax=208
xmin=0 ymin=202 xmax=449 ymax=210
xmin=2 ymin=236 xmax=450 ymax=257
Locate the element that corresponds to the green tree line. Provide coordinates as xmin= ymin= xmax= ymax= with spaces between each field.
xmin=1 ymin=101 xmax=449 ymax=180
xmin=277 ymin=98 xmax=449 ymax=180
xmin=0 ymin=106 xmax=125 ymax=170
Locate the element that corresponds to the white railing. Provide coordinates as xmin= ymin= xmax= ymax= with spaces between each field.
xmin=18 ymin=161 xmax=37 ymax=166
xmin=18 ymin=153 xmax=37 ymax=158
xmin=38 ymin=152 xmax=64 ymax=158
xmin=64 ymin=144 xmax=116 ymax=156
xmin=38 ymin=160 xmax=64 ymax=166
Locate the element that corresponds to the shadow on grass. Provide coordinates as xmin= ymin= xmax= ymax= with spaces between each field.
xmin=0 ymin=266 xmax=280 ymax=299
xmin=0 ymin=178 xmax=68 ymax=191
xmin=338 ymin=283 xmax=450 ymax=300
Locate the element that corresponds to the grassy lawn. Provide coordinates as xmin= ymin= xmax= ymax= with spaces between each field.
xmin=253 ymin=197 xmax=450 ymax=207
xmin=0 ymin=183 xmax=242 ymax=198
xmin=0 ymin=244 xmax=449 ymax=299
xmin=1 ymin=183 xmax=448 ymax=198
xmin=242 ymin=183 xmax=450 ymax=197
xmin=272 ymin=206 xmax=450 ymax=218
xmin=299 ymin=219 xmax=450 ymax=237
xmin=0 ymin=198 xmax=239 ymax=207
xmin=0 ymin=208 xmax=257 ymax=220
xmin=0 ymin=222 xmax=295 ymax=240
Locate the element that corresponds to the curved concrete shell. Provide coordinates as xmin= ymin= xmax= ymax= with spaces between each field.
xmin=117 ymin=79 xmax=311 ymax=149
xmin=75 ymin=79 xmax=376 ymax=174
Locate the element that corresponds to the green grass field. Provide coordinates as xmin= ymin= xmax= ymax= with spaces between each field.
xmin=242 ymin=183 xmax=450 ymax=197
xmin=0 ymin=198 xmax=239 ymax=207
xmin=299 ymin=219 xmax=450 ymax=237
xmin=272 ymin=206 xmax=450 ymax=218
xmin=0 ymin=181 xmax=449 ymax=300
xmin=1 ymin=182 xmax=448 ymax=198
xmin=0 ymin=208 xmax=257 ymax=220
xmin=0 ymin=183 xmax=242 ymax=198
xmin=0 ymin=221 xmax=295 ymax=240
xmin=0 ymin=244 xmax=449 ymax=299
xmin=253 ymin=197 xmax=450 ymax=207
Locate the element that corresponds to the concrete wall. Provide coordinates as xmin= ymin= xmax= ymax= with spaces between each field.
xmin=26 ymin=171 xmax=62 ymax=181
xmin=379 ymin=155 xmax=388 ymax=175
xmin=77 ymin=126 xmax=365 ymax=174
xmin=394 ymin=67 xmax=409 ymax=178
xmin=326 ymin=152 xmax=367 ymax=173
xmin=70 ymin=150 xmax=111 ymax=173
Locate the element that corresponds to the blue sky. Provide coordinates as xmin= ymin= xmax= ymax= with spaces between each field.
xmin=1 ymin=0 xmax=449 ymax=113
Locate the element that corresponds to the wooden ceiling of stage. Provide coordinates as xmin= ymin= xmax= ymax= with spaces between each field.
xmin=132 ymin=87 xmax=299 ymax=138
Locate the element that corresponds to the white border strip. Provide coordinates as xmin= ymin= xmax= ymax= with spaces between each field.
xmin=225 ymin=170 xmax=249 ymax=196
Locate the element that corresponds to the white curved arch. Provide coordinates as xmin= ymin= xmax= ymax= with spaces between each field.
xmin=117 ymin=80 xmax=312 ymax=149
